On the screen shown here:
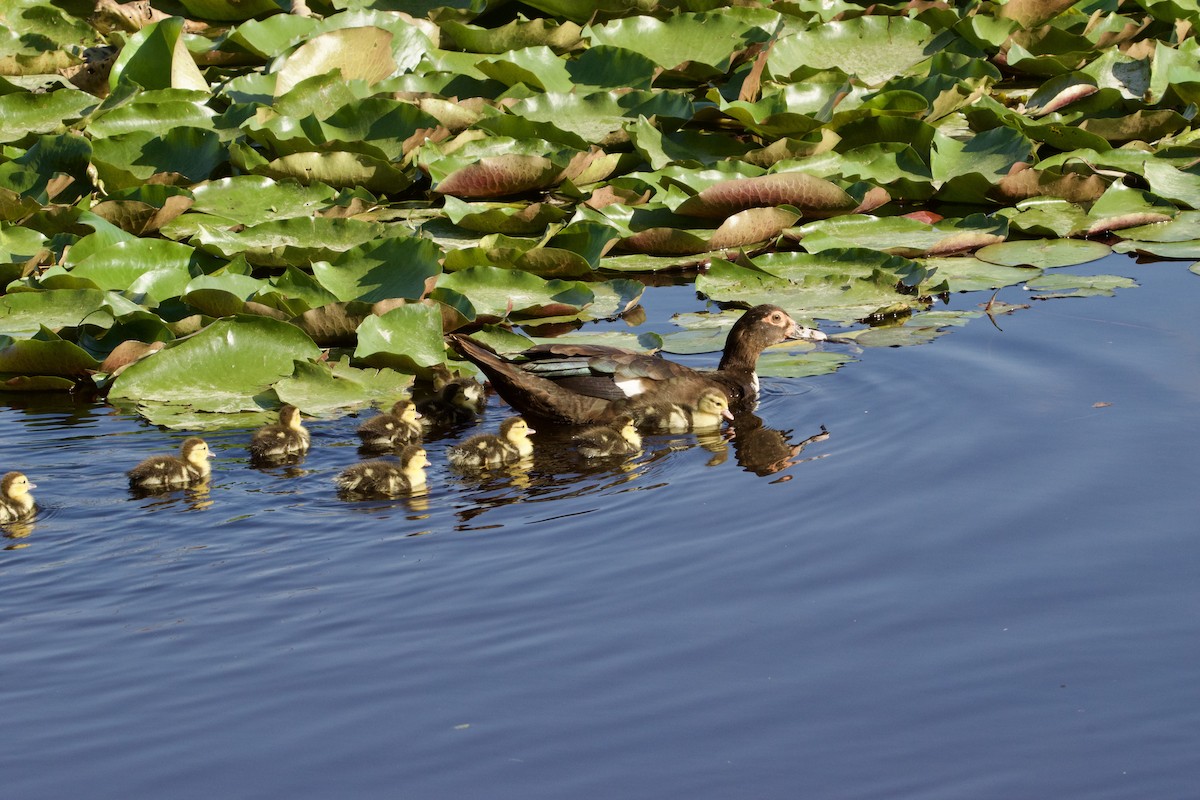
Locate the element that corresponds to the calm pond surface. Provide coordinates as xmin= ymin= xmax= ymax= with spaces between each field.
xmin=3 ymin=254 xmax=1199 ymax=799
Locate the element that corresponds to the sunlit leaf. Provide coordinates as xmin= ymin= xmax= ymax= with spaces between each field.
xmin=109 ymin=316 xmax=322 ymax=413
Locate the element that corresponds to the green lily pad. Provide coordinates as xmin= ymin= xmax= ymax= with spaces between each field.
xmin=920 ymin=257 xmax=1041 ymax=293
xmin=1025 ymin=273 xmax=1137 ymax=298
xmin=975 ymin=239 xmax=1111 ymax=268
xmin=273 ymin=357 xmax=414 ymax=414
xmin=273 ymin=27 xmax=400 ymax=97
xmin=353 ymin=303 xmax=447 ymax=374
xmin=437 ymin=265 xmax=594 ymax=320
xmin=108 ymin=316 xmax=322 ymax=414
xmin=312 ymin=236 xmax=442 ymax=303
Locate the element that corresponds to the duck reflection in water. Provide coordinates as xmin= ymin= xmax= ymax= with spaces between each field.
xmin=726 ymin=411 xmax=830 ymax=480
xmin=131 ymin=481 xmax=214 ymax=511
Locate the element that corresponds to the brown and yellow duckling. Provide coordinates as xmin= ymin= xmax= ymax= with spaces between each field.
xmin=416 ymin=377 xmax=486 ymax=427
xmin=574 ymin=415 xmax=642 ymax=458
xmin=357 ymin=399 xmax=422 ymax=451
xmin=335 ymin=444 xmax=430 ymax=497
xmin=0 ymin=471 xmax=37 ymax=523
xmin=447 ymin=416 xmax=535 ymax=470
xmin=621 ymin=388 xmax=734 ymax=433
xmin=128 ymin=437 xmax=213 ymax=490
xmin=249 ymin=404 xmax=309 ymax=462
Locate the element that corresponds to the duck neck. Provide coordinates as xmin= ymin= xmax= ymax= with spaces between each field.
xmin=718 ymin=337 xmax=762 ymax=374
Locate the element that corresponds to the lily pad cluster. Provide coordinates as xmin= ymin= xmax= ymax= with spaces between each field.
xmin=0 ymin=0 xmax=1196 ymax=423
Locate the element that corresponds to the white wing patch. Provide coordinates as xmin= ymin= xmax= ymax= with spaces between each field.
xmin=615 ymin=378 xmax=646 ymax=397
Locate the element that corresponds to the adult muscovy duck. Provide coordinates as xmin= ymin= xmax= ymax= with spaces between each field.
xmin=446 ymin=304 xmax=823 ymax=425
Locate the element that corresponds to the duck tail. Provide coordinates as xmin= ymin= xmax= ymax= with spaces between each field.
xmin=446 ymin=334 xmax=610 ymax=425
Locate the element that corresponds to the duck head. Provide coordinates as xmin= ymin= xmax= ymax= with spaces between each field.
xmin=719 ymin=305 xmax=824 ymax=372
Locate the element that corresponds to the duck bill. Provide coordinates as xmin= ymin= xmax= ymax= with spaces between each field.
xmin=721 ymin=409 xmax=735 ymax=422
xmin=786 ymin=319 xmax=827 ymax=342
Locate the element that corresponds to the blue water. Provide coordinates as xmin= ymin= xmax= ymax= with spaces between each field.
xmin=3 ymin=254 xmax=1199 ymax=799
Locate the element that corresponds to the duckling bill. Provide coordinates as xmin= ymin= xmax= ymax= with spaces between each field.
xmin=128 ymin=437 xmax=213 ymax=491
xmin=335 ymin=444 xmax=430 ymax=498
xmin=0 ymin=471 xmax=37 ymax=523
xmin=447 ymin=416 xmax=535 ymax=470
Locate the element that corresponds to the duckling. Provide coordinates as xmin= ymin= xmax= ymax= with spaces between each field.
xmin=416 ymin=377 xmax=486 ymax=427
xmin=447 ymin=416 xmax=536 ymax=470
xmin=356 ymin=400 xmax=422 ymax=450
xmin=335 ymin=445 xmax=430 ymax=497
xmin=249 ymin=404 xmax=310 ymax=462
xmin=128 ymin=437 xmax=213 ymax=490
xmin=622 ymin=388 xmax=734 ymax=433
xmin=0 ymin=472 xmax=37 ymax=523
xmin=574 ymin=415 xmax=642 ymax=458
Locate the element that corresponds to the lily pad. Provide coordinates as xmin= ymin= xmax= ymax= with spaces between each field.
xmin=108 ymin=316 xmax=322 ymax=414
xmin=975 ymin=239 xmax=1111 ymax=268
xmin=273 ymin=358 xmax=414 ymax=414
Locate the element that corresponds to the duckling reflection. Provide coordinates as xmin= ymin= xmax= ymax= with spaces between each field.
xmin=729 ymin=412 xmax=830 ymax=477
xmin=128 ymin=438 xmax=213 ymax=494
xmin=249 ymin=404 xmax=309 ymax=465
xmin=135 ymin=481 xmax=213 ymax=511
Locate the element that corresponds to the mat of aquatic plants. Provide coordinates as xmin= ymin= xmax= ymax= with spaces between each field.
xmin=1 ymin=0 xmax=1198 ymax=427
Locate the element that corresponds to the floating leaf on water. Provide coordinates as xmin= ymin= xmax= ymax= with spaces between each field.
xmin=108 ymin=316 xmax=322 ymax=414
xmin=975 ymin=239 xmax=1111 ymax=268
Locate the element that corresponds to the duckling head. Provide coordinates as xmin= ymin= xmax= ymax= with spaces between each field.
xmin=1 ymin=471 xmax=35 ymax=501
xmin=500 ymin=416 xmax=535 ymax=442
xmin=392 ymin=399 xmax=422 ymax=423
xmin=695 ymin=390 xmax=734 ymax=426
xmin=279 ymin=404 xmax=304 ymax=431
xmin=451 ymin=380 xmax=484 ymax=411
xmin=399 ymin=444 xmax=430 ymax=472
xmin=181 ymin=437 xmax=213 ymax=468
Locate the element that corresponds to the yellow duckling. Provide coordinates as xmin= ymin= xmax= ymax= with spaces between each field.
xmin=249 ymin=404 xmax=310 ymax=461
xmin=623 ymin=388 xmax=734 ymax=432
xmin=447 ymin=416 xmax=536 ymax=470
xmin=0 ymin=471 xmax=37 ymax=523
xmin=128 ymin=437 xmax=213 ymax=490
xmin=335 ymin=444 xmax=430 ymax=497
xmin=417 ymin=377 xmax=486 ymax=427
xmin=357 ymin=399 xmax=422 ymax=450
xmin=574 ymin=415 xmax=642 ymax=458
